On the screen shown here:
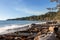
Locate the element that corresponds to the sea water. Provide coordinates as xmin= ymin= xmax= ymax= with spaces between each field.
xmin=0 ymin=20 xmax=46 ymax=35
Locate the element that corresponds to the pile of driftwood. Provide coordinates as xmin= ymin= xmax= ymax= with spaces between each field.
xmin=0 ymin=21 xmax=60 ymax=40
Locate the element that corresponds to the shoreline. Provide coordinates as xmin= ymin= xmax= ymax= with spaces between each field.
xmin=0 ymin=21 xmax=46 ymax=35
xmin=0 ymin=21 xmax=60 ymax=40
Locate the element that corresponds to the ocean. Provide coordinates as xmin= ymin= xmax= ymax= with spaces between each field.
xmin=0 ymin=20 xmax=46 ymax=35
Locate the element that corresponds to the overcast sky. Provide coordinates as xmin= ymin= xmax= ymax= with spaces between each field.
xmin=0 ymin=0 xmax=56 ymax=20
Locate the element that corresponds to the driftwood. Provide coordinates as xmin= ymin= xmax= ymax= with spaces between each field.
xmin=0 ymin=21 xmax=60 ymax=40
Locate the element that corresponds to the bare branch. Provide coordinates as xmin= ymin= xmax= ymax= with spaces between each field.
xmin=50 ymin=0 xmax=58 ymax=2
xmin=47 ymin=8 xmax=52 ymax=10
xmin=57 ymin=4 xmax=60 ymax=7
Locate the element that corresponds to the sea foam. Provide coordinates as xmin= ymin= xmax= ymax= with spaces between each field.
xmin=0 ymin=22 xmax=46 ymax=35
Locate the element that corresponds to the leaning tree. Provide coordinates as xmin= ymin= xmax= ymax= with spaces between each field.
xmin=50 ymin=0 xmax=60 ymax=11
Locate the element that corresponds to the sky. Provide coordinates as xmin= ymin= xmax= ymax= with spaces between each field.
xmin=0 ymin=0 xmax=57 ymax=20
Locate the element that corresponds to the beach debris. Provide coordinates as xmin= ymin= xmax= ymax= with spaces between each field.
xmin=0 ymin=21 xmax=60 ymax=40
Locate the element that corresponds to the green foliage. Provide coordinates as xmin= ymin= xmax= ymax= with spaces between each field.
xmin=7 ymin=12 xmax=57 ymax=21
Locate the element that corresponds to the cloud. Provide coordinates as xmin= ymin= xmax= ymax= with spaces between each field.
xmin=15 ymin=7 xmax=43 ymax=15
xmin=7 ymin=0 xmax=44 ymax=15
